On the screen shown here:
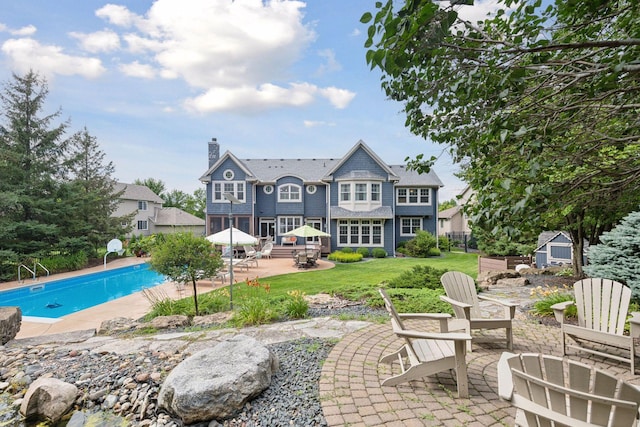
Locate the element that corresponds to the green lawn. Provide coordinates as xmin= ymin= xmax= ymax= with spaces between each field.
xmin=258 ymin=251 xmax=479 ymax=297
xmin=147 ymin=251 xmax=479 ymax=321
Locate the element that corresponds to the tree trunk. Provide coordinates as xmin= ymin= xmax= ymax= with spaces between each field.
xmin=191 ymin=278 xmax=199 ymax=316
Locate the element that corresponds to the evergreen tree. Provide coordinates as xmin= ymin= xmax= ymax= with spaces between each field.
xmin=62 ymin=127 xmax=133 ymax=255
xmin=0 ymin=71 xmax=69 ymax=276
xmin=584 ymin=211 xmax=640 ymax=300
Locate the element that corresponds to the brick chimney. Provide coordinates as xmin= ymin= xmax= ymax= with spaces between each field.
xmin=208 ymin=137 xmax=219 ymax=167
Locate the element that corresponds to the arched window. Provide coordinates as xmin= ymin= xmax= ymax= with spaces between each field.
xmin=278 ymin=184 xmax=302 ymax=202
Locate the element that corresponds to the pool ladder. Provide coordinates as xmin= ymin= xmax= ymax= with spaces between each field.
xmin=18 ymin=262 xmax=50 ymax=283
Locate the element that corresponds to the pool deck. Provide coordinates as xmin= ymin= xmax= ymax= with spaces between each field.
xmin=4 ymin=256 xmax=333 ymax=339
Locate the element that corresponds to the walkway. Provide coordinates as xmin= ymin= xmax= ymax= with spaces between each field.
xmin=319 ymin=306 xmax=640 ymax=426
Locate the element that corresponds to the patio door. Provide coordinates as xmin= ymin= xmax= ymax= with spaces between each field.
xmin=259 ymin=219 xmax=275 ymax=238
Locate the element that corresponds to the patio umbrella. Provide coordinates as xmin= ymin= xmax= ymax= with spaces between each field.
xmin=283 ymin=224 xmax=331 ymax=238
xmin=205 ymin=227 xmax=258 ymax=246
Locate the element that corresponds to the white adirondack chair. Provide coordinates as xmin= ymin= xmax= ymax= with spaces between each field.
xmin=440 ymin=271 xmax=517 ymax=351
xmin=552 ymin=278 xmax=640 ymax=374
xmin=498 ymin=352 xmax=640 ymax=426
xmin=378 ymin=289 xmax=472 ymax=398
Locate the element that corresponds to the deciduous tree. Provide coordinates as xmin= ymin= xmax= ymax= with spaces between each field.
xmin=362 ymin=0 xmax=640 ymax=275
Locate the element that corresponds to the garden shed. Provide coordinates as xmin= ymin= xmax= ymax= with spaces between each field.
xmin=534 ymin=231 xmax=588 ymax=268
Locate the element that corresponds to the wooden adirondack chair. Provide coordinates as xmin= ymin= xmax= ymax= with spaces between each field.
xmin=498 ymin=352 xmax=640 ymax=427
xmin=378 ymin=289 xmax=472 ymax=398
xmin=552 ymin=278 xmax=640 ymax=374
xmin=440 ymin=271 xmax=517 ymax=351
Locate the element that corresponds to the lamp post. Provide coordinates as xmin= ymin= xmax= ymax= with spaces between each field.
xmin=223 ymin=192 xmax=241 ymax=309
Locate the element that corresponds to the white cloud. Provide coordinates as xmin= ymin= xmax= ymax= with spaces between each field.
xmin=304 ymin=120 xmax=336 ymax=127
xmin=95 ymin=4 xmax=138 ymax=28
xmin=454 ymin=0 xmax=505 ymax=23
xmin=350 ymin=28 xmax=361 ymax=37
xmin=12 ymin=25 xmax=37 ymax=36
xmin=119 ymin=60 xmax=156 ymax=78
xmin=184 ymin=82 xmax=317 ymax=113
xmin=92 ymin=0 xmax=354 ymax=114
xmin=1 ymin=38 xmax=105 ymax=78
xmin=319 ymin=87 xmax=356 ymax=109
xmin=316 ymin=49 xmax=341 ymax=75
xmin=69 ymin=29 xmax=120 ymax=53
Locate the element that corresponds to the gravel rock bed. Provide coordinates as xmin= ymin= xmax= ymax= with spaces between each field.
xmin=0 ymin=304 xmax=382 ymax=427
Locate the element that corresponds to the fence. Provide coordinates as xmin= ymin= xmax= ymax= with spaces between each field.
xmin=478 ymin=256 xmax=532 ymax=274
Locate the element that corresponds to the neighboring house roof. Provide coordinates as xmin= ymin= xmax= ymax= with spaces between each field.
xmin=151 ymin=207 xmax=205 ymax=226
xmin=330 ymin=206 xmax=394 ymax=219
xmin=114 ymin=182 xmax=164 ymax=204
xmin=438 ymin=205 xmax=462 ymax=220
xmin=198 ymin=140 xmax=444 ymax=187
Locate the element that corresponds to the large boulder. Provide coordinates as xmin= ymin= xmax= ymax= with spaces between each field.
xmin=0 ymin=306 xmax=21 ymax=344
xmin=20 ymin=377 xmax=78 ymax=423
xmin=157 ymin=334 xmax=278 ymax=424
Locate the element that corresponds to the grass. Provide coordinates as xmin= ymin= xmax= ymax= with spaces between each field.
xmin=252 ymin=251 xmax=478 ymax=298
xmin=145 ymin=251 xmax=479 ymax=321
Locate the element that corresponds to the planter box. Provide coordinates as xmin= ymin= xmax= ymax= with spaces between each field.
xmin=479 ymin=256 xmax=532 ymax=274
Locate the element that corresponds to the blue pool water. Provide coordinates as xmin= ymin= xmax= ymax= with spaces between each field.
xmin=0 ymin=264 xmax=166 ymax=319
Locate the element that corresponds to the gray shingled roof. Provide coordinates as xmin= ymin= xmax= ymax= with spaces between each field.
xmin=151 ymin=207 xmax=205 ymax=226
xmin=330 ymin=206 xmax=394 ymax=219
xmin=240 ymin=158 xmax=340 ymax=183
xmin=388 ymin=165 xmax=444 ymax=187
xmin=200 ymin=141 xmax=444 ymax=187
xmin=114 ymin=183 xmax=164 ymax=204
xmin=438 ymin=205 xmax=462 ymax=219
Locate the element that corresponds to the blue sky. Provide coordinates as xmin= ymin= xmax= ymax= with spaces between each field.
xmin=0 ymin=0 xmax=498 ymax=201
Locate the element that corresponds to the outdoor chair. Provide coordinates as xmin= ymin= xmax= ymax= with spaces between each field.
xmin=260 ymin=242 xmax=273 ymax=259
xmin=552 ymin=278 xmax=640 ymax=374
xmin=440 ymin=271 xmax=517 ymax=351
xmin=243 ymin=245 xmax=257 ymax=257
xmin=378 ymin=288 xmax=471 ymax=398
xmin=498 ymin=352 xmax=640 ymax=426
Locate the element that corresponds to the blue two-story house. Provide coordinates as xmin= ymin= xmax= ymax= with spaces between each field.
xmin=199 ymin=138 xmax=443 ymax=256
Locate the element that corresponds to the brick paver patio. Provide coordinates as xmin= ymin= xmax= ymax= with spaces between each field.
xmin=320 ymin=318 xmax=640 ymax=426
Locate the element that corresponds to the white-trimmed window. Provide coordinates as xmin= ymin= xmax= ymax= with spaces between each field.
xmin=137 ymin=200 xmax=147 ymax=211
xmin=401 ymin=218 xmax=422 ymax=236
xmin=137 ymin=220 xmax=148 ymax=230
xmin=397 ymin=188 xmax=430 ymax=205
xmin=212 ymin=181 xmax=245 ymax=202
xmin=264 ymin=185 xmax=274 ymax=194
xmin=338 ymin=219 xmax=383 ymax=246
xmin=340 ymin=183 xmax=351 ymax=201
xmin=306 ymin=185 xmax=317 ymax=194
xmin=278 ymin=184 xmax=301 ymax=202
xmin=278 ymin=216 xmax=302 ymax=234
xmin=371 ymin=183 xmax=380 ymax=201
xmin=338 ymin=181 xmax=383 ymax=210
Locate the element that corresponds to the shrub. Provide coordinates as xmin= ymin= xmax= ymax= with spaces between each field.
xmin=283 ymin=290 xmax=309 ymax=319
xmin=327 ymin=251 xmax=363 ymax=263
xmin=404 ymin=230 xmax=437 ymax=257
xmin=233 ymin=297 xmax=278 ymax=326
xmin=387 ymin=265 xmax=448 ymax=290
xmin=373 ymin=287 xmax=452 ymax=314
xmin=340 ymin=247 xmax=354 ymax=254
xmin=427 ymin=247 xmax=441 ymax=257
xmin=585 ymin=210 xmax=640 ymax=300
xmin=372 ymin=248 xmax=387 ymax=258
xmin=438 ymin=235 xmax=450 ymax=251
xmin=40 ymin=251 xmax=89 ymax=274
xmin=529 ymin=285 xmax=576 ymax=318
xmin=356 ymin=247 xmax=370 ymax=258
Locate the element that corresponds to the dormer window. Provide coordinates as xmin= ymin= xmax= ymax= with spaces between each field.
xmin=278 ymin=184 xmax=301 ymax=202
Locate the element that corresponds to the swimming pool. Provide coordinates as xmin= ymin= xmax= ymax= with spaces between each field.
xmin=0 ymin=264 xmax=166 ymax=319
